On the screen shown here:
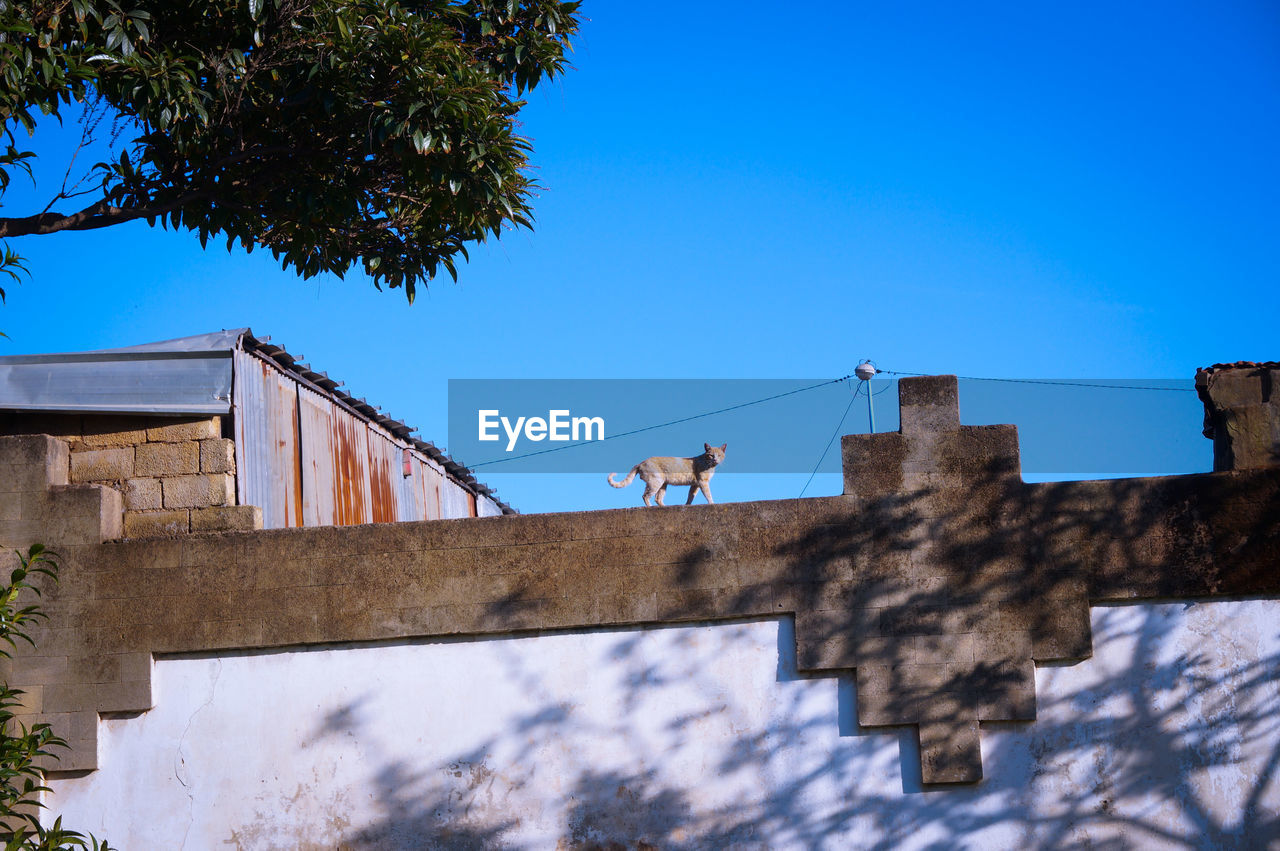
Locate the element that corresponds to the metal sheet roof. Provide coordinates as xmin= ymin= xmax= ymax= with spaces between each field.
xmin=0 ymin=330 xmax=240 ymax=415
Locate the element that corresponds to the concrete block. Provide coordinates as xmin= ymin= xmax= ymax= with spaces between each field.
xmin=79 ymin=416 xmax=149 ymax=448
xmin=135 ymin=441 xmax=199 ymax=477
xmin=42 ymin=681 xmax=94 ymax=714
xmin=93 ymin=679 xmax=151 ymax=714
xmin=8 ymin=484 xmax=123 ymax=546
xmin=146 ymin=417 xmax=220 ymax=443
xmin=1206 ymin=368 xmax=1266 ymax=407
xmin=11 ymin=684 xmax=42 ymax=714
xmin=117 ymin=652 xmax=152 ymax=683
xmin=898 ymin=663 xmax=950 ymax=689
xmin=856 ymin=686 xmax=915 ymax=727
xmin=123 ymin=510 xmax=190 ymax=538
xmin=898 ymin=375 xmax=961 ymax=435
xmin=0 ymin=434 xmax=69 ymax=492
xmin=69 ymin=654 xmax=121 ymax=684
xmin=190 ymin=505 xmax=262 ymax=533
xmin=200 ymin=618 xmax=265 ymax=650
xmin=974 ymin=629 xmax=1033 ymax=664
xmin=162 ymin=474 xmax=233 ymax=509
xmin=10 ymin=654 xmax=68 ymax=686
xmin=199 ymin=438 xmax=236 ymax=474
xmin=99 ymin=484 xmax=125 ymax=542
xmin=41 ymin=725 xmax=98 ymax=772
xmin=918 ymin=719 xmax=982 ymax=784
xmin=841 ymin=432 xmax=907 ymax=499
xmin=975 ymin=660 xmax=1037 ymax=721
xmin=655 ymin=587 xmax=725 ymax=620
xmin=1032 ymin=606 xmax=1094 ymax=661
xmin=69 ymin=447 xmax=133 ymax=482
xmin=796 ymin=611 xmax=859 ymax=670
xmin=124 ymin=478 xmax=162 ymax=510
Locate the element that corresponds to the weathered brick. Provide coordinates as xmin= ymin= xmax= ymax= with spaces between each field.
xmin=135 ymin=441 xmax=199 ymax=477
xmin=9 ymin=655 xmax=68 ymax=686
xmin=2 ymin=482 xmax=121 ymax=546
xmin=70 ymin=447 xmax=133 ymax=482
xmin=190 ymin=505 xmax=262 ymax=533
xmin=0 ymin=434 xmax=69 ymax=492
xmin=124 ymin=477 xmax=162 ymax=510
xmin=42 ymin=681 xmax=94 ymax=714
xmin=118 ymin=652 xmax=152 ymax=683
xmin=10 ymin=684 xmax=42 ymax=714
xmin=163 ymin=473 xmax=233 ymax=509
xmin=199 ymin=438 xmax=236 ymax=474
xmin=70 ymin=654 xmax=121 ymax=684
xmin=919 ymin=719 xmax=982 ymax=784
xmin=146 ymin=417 xmax=220 ymax=443
xmin=123 ymin=510 xmax=189 ymax=538
xmin=79 ymin=416 xmax=149 ymax=447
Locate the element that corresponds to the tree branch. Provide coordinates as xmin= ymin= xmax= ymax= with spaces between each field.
xmin=0 ymin=194 xmax=205 ymax=237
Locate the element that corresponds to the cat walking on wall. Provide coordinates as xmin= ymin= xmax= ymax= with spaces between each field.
xmin=608 ymin=443 xmax=727 ymax=506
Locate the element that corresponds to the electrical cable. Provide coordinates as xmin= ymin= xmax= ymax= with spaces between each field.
xmin=466 ymin=374 xmax=855 ymax=469
xmin=799 ymin=382 xmax=860 ymax=498
xmin=464 ymin=367 xmax=1192 ymax=471
xmin=876 ymin=370 xmax=1195 ymax=392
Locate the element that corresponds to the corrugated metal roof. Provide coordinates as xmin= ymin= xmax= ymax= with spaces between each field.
xmin=0 ymin=328 xmax=514 ymax=514
xmin=235 ymin=329 xmax=513 ymax=514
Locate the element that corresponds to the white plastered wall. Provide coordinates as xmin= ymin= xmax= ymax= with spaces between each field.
xmin=45 ymin=600 xmax=1280 ymax=849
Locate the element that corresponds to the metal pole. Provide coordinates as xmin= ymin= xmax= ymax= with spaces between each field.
xmin=854 ymin=361 xmax=878 ymax=435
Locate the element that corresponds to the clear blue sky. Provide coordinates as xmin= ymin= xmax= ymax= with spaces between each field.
xmin=2 ymin=2 xmax=1277 ymax=512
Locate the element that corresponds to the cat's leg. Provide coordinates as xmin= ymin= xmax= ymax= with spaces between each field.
xmin=698 ymin=482 xmax=714 ymax=504
xmin=656 ymin=483 xmax=668 ymax=507
xmin=685 ymin=485 xmax=698 ymax=505
xmin=642 ymin=477 xmax=659 ymax=507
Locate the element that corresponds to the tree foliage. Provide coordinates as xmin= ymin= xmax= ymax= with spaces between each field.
xmin=0 ymin=545 xmax=110 ymax=849
xmin=0 ymin=0 xmax=581 ymax=300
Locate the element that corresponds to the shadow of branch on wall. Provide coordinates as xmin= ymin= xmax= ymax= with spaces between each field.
xmin=257 ymin=456 xmax=1280 ymax=848
xmin=294 ymin=607 xmax=1278 ymax=849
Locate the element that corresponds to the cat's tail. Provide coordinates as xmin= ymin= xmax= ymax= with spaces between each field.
xmin=608 ymin=465 xmax=640 ymax=488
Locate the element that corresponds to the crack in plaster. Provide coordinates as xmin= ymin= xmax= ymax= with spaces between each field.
xmin=176 ymin=658 xmax=221 ymax=851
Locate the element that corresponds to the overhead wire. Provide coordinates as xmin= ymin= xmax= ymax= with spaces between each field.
xmin=876 ymin=370 xmax=1195 ymax=393
xmin=465 ymin=367 xmax=1193 ymax=471
xmin=466 ymin=374 xmax=855 ymax=468
xmin=799 ymin=381 xmax=860 ymax=498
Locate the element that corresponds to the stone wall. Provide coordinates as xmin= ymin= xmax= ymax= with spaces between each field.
xmin=1197 ymin=361 xmax=1280 ymax=471
xmin=2 ymin=376 xmax=1276 ymax=792
xmin=0 ymin=412 xmax=259 ymax=537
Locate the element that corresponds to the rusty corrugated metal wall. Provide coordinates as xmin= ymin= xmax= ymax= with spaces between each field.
xmin=233 ymin=349 xmax=304 ymax=528
xmin=234 ymin=350 xmax=499 ymax=528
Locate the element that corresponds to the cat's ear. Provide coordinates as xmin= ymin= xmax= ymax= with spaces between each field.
xmin=704 ymin=443 xmax=712 ymax=452
xmin=720 ymin=443 xmax=727 ymax=451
